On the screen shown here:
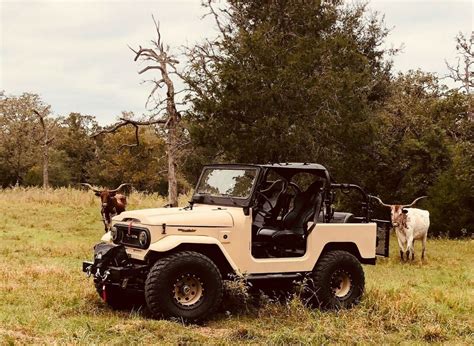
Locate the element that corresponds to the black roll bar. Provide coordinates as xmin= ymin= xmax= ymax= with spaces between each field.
xmin=328 ymin=183 xmax=372 ymax=222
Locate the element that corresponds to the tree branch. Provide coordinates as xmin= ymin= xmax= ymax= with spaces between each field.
xmin=91 ymin=117 xmax=167 ymax=151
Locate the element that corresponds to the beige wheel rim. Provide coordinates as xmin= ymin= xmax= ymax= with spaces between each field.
xmin=331 ymin=270 xmax=352 ymax=298
xmin=173 ymin=274 xmax=204 ymax=306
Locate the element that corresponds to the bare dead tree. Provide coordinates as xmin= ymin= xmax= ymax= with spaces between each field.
xmin=92 ymin=16 xmax=185 ymax=207
xmin=32 ymin=107 xmax=54 ymax=188
xmin=446 ymin=31 xmax=473 ymax=119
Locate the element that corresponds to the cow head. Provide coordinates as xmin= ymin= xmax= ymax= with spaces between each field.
xmin=372 ymin=196 xmax=427 ymax=228
xmin=81 ymin=183 xmax=130 ymax=208
xmin=96 ymin=189 xmax=116 ymax=208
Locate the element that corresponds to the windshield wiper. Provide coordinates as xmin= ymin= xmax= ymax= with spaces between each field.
xmin=221 ymin=194 xmax=238 ymax=205
xmin=196 ymin=192 xmax=216 ymax=203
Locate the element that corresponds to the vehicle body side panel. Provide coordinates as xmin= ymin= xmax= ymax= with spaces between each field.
xmin=148 ymin=235 xmax=239 ymax=270
xmin=218 ymin=207 xmax=376 ymax=274
xmin=114 ymin=204 xmax=376 ymax=275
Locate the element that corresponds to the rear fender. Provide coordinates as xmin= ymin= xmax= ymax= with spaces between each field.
xmin=319 ymin=242 xmax=376 ymax=265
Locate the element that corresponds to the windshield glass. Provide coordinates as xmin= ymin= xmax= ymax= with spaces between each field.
xmin=196 ymin=168 xmax=257 ymax=198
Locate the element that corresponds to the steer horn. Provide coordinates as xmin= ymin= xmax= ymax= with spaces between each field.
xmin=372 ymin=196 xmax=392 ymax=208
xmin=81 ymin=183 xmax=100 ymax=193
xmin=109 ymin=183 xmax=131 ymax=193
xmin=402 ymin=196 xmax=427 ymax=208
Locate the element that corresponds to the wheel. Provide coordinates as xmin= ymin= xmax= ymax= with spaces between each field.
xmin=145 ymin=251 xmax=223 ymax=322
xmin=304 ymin=250 xmax=365 ymax=309
xmin=94 ymin=282 xmax=144 ymax=310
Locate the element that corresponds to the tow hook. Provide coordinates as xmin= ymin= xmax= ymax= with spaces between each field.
xmin=94 ymin=268 xmax=110 ymax=282
xmin=85 ymin=265 xmax=93 ymax=278
xmin=121 ymin=278 xmax=129 ymax=289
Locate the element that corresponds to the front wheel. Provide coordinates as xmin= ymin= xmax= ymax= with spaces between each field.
xmin=94 ymin=282 xmax=144 ymax=310
xmin=303 ymin=250 xmax=365 ymax=309
xmin=145 ymin=251 xmax=223 ymax=322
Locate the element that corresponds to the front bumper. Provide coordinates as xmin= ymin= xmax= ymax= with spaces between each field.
xmin=82 ymin=243 xmax=149 ymax=289
xmin=82 ymin=261 xmax=148 ymax=282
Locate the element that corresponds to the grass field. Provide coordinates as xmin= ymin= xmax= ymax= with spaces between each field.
xmin=0 ymin=188 xmax=473 ymax=344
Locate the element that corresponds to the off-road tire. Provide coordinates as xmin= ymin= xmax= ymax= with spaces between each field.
xmin=94 ymin=282 xmax=144 ymax=310
xmin=145 ymin=251 xmax=223 ymax=322
xmin=304 ymin=250 xmax=365 ymax=309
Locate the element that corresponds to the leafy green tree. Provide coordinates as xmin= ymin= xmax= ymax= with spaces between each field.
xmin=446 ymin=31 xmax=473 ymax=101
xmin=87 ymin=121 xmax=190 ymax=194
xmin=184 ymin=0 xmax=394 ymax=184
xmin=427 ymin=142 xmax=473 ymax=237
xmin=370 ymin=71 xmax=472 ymax=237
xmin=369 ymin=71 xmax=451 ymax=199
xmin=0 ymin=93 xmax=46 ymax=186
xmin=55 ymin=112 xmax=99 ymax=185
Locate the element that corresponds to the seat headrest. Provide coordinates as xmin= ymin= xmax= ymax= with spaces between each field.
xmin=305 ymin=180 xmax=323 ymax=194
xmin=260 ymin=179 xmax=286 ymax=194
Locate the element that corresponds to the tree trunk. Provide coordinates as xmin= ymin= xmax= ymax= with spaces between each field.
xmin=42 ymin=141 xmax=49 ymax=188
xmin=33 ymin=109 xmax=52 ymax=189
xmin=160 ymin=56 xmax=180 ymax=207
xmin=167 ymin=120 xmax=178 ymax=207
xmin=124 ymin=20 xmax=183 ymax=206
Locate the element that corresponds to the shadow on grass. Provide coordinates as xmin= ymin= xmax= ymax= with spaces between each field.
xmin=86 ymin=277 xmax=297 ymax=324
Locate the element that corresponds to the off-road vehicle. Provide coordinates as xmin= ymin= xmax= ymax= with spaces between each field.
xmin=83 ymin=163 xmax=390 ymax=321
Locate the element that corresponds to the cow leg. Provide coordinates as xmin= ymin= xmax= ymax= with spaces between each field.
xmin=101 ymin=211 xmax=108 ymax=231
xmin=103 ymin=212 xmax=111 ymax=232
xmin=107 ymin=215 xmax=112 ymax=231
xmin=407 ymin=235 xmax=415 ymax=261
xmin=421 ymin=233 xmax=427 ymax=260
xmin=397 ymin=236 xmax=406 ymax=261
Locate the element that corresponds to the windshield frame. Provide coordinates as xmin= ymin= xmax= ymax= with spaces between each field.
xmin=192 ymin=165 xmax=261 ymax=207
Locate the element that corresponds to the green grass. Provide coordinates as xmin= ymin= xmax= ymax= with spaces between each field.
xmin=0 ymin=188 xmax=473 ymax=344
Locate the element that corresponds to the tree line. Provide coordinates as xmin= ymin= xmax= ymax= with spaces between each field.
xmin=0 ymin=1 xmax=472 ymax=237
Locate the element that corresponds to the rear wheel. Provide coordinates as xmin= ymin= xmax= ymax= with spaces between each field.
xmin=303 ymin=250 xmax=365 ymax=309
xmin=145 ymin=251 xmax=223 ymax=322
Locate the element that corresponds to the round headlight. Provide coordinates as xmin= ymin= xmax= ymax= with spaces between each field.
xmin=139 ymin=230 xmax=148 ymax=247
xmin=111 ymin=226 xmax=119 ymax=242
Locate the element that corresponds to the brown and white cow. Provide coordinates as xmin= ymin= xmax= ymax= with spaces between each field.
xmin=373 ymin=196 xmax=430 ymax=261
xmin=82 ymin=183 xmax=130 ymax=232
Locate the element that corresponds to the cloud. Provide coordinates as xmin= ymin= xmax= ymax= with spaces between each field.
xmin=370 ymin=0 xmax=472 ymax=80
xmin=1 ymin=0 xmax=471 ymax=124
xmin=1 ymin=0 xmax=216 ymax=124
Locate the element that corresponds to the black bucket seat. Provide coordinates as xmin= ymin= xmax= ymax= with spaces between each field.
xmin=253 ymin=179 xmax=287 ymax=228
xmin=255 ymin=181 xmax=324 ymax=246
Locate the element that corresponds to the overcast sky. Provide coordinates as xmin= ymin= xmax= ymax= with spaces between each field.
xmin=0 ymin=0 xmax=472 ymax=124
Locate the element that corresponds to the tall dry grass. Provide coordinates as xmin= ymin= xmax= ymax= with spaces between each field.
xmin=0 ymin=186 xmax=191 ymax=209
xmin=0 ymin=188 xmax=472 ymax=344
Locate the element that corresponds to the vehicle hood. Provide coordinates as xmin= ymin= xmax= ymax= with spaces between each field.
xmin=112 ymin=204 xmax=234 ymax=227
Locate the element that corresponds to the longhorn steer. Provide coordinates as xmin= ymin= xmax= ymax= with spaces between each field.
xmin=82 ymin=183 xmax=130 ymax=232
xmin=373 ymin=196 xmax=430 ymax=261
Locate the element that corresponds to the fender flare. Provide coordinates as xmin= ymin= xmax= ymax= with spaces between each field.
xmin=101 ymin=231 xmax=112 ymax=243
xmin=318 ymin=241 xmax=376 ymax=265
xmin=148 ymin=235 xmax=239 ymax=273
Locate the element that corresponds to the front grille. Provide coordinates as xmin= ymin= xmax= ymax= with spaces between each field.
xmin=115 ymin=224 xmax=150 ymax=249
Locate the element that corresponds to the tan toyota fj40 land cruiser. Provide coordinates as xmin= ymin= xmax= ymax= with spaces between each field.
xmin=83 ymin=163 xmax=390 ymax=321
